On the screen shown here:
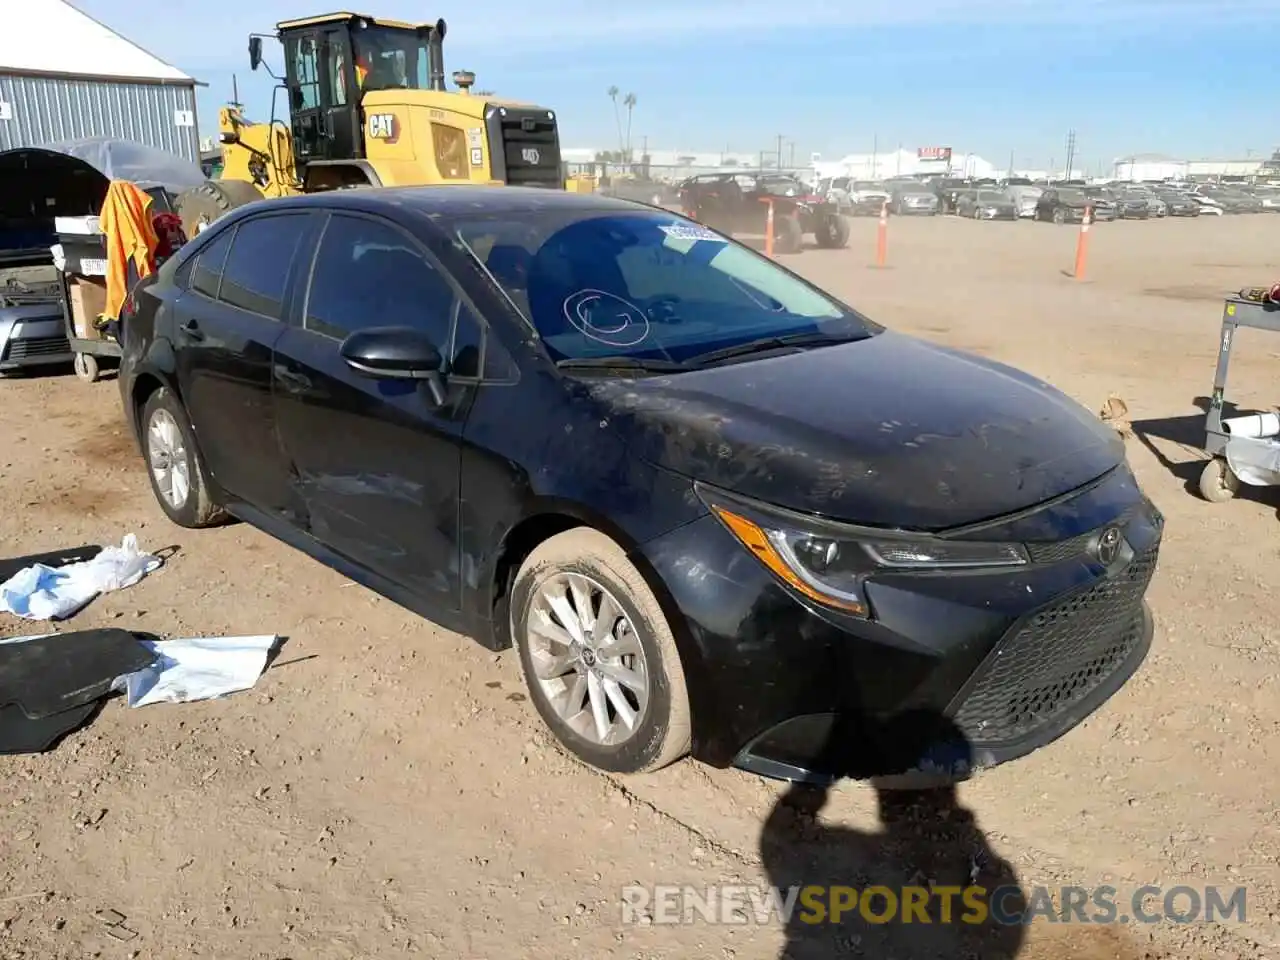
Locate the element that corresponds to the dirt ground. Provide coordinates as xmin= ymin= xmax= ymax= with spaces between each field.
xmin=1 ymin=214 xmax=1278 ymax=960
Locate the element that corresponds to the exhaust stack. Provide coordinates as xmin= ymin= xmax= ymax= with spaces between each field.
xmin=427 ymin=18 xmax=447 ymax=91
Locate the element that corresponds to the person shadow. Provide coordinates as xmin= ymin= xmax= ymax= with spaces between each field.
xmin=758 ymin=709 xmax=1028 ymax=959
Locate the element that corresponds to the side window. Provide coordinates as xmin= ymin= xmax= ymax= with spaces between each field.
xmin=219 ymin=215 xmax=307 ymax=319
xmin=293 ymin=38 xmax=320 ymax=110
xmin=305 ymin=214 xmax=455 ymax=346
xmin=190 ymin=229 xmax=233 ymax=299
xmin=327 ymin=39 xmax=348 ymax=106
xmin=448 ymin=301 xmax=515 ymax=382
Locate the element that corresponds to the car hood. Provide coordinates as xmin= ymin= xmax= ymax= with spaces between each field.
xmin=591 ymin=332 xmax=1124 ymax=530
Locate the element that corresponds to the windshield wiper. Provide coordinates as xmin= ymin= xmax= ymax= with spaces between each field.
xmin=556 ymin=356 xmax=690 ymax=373
xmin=689 ymin=331 xmax=863 ymax=368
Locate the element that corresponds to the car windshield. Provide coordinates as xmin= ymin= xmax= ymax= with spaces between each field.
xmin=758 ymin=178 xmax=802 ymax=197
xmin=1057 ymin=189 xmax=1086 ymax=203
xmin=353 ymin=24 xmax=430 ymax=91
xmin=978 ymin=191 xmax=1006 ymax=202
xmin=453 ymin=210 xmax=876 ymax=365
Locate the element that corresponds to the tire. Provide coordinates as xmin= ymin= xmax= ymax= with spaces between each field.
xmin=775 ymin=214 xmax=805 ymax=254
xmin=174 ymin=179 xmax=264 ymax=239
xmin=510 ymin=528 xmax=692 ymax=775
xmin=815 ymin=214 xmax=850 ymax=249
xmin=139 ymin=386 xmax=227 ymax=528
xmin=1052 ymin=207 xmax=1066 ymax=224
xmin=1197 ymin=458 xmax=1239 ymax=504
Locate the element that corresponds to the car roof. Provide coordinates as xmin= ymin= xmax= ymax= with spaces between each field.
xmin=249 ymin=186 xmax=648 ymax=220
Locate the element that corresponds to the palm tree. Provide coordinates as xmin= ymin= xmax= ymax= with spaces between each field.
xmin=623 ymin=92 xmax=637 ymax=162
xmin=607 ymin=86 xmax=624 ymax=156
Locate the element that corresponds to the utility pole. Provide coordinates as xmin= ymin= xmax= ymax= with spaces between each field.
xmin=788 ymin=141 xmax=795 ymax=169
xmin=1064 ymin=129 xmax=1077 ymax=180
xmin=871 ymin=133 xmax=878 ymax=179
xmin=231 ymin=73 xmax=240 ymax=108
xmin=1008 ymin=149 xmax=1014 ymax=177
xmin=641 ymin=135 xmax=648 ymax=159
xmin=776 ymin=134 xmax=784 ymax=171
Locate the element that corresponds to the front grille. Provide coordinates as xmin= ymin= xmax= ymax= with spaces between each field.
xmin=1024 ymin=506 xmax=1138 ymax=564
xmin=951 ymin=543 xmax=1157 ymax=746
xmin=2 ymin=334 xmax=70 ymax=362
xmin=496 ymin=112 xmax=562 ymax=188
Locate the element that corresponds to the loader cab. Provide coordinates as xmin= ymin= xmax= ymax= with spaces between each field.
xmin=273 ymin=13 xmax=445 ymax=184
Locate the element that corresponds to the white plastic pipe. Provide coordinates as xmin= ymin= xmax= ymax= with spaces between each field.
xmin=1222 ymin=412 xmax=1280 ymax=438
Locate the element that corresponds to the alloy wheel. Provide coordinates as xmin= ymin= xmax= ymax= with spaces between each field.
xmin=525 ymin=572 xmax=650 ymax=746
xmin=147 ymin=408 xmax=191 ymax=509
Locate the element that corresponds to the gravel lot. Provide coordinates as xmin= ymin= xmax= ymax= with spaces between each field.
xmin=1 ymin=213 xmax=1277 ymax=959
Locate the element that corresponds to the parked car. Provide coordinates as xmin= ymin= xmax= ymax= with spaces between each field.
xmin=1154 ymin=190 xmax=1200 ymax=217
xmin=934 ymin=179 xmax=972 ymax=215
xmin=955 ymin=189 xmax=1018 ymax=220
xmin=0 ymin=257 xmax=72 ymax=376
xmin=1035 ymin=187 xmax=1092 ymax=223
xmin=1005 ymin=184 xmax=1044 ymax=218
xmin=815 ymin=177 xmax=854 ymax=213
xmin=1253 ymin=186 xmax=1280 ymax=211
xmin=1196 ymin=186 xmax=1260 ymax=214
xmin=1078 ymin=188 xmax=1120 ymax=221
xmin=1110 ymin=184 xmax=1165 ymax=217
xmin=118 ymin=186 xmax=1164 ymax=786
xmin=845 ymin=180 xmax=892 ymax=216
xmin=1190 ymin=194 xmax=1225 ymax=216
xmin=888 ymin=183 xmax=939 ymax=215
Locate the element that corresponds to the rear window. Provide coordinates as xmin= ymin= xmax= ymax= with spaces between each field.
xmin=452 ymin=210 xmax=875 ymax=364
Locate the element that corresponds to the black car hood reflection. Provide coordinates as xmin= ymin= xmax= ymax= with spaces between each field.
xmin=592 ymin=332 xmax=1124 ymax=530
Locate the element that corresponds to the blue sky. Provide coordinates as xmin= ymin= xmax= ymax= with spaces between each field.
xmin=78 ymin=0 xmax=1280 ymax=169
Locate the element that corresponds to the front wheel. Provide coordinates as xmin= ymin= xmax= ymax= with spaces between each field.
xmin=1052 ymin=207 xmax=1066 ymax=224
xmin=510 ymin=528 xmax=692 ymax=775
xmin=140 ymin=387 xmax=227 ymax=528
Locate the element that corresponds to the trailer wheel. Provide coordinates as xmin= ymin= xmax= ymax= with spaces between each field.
xmin=1198 ymin=458 xmax=1239 ymax=503
xmin=73 ymin=353 xmax=100 ymax=383
xmin=174 ymin=180 xmax=264 ymax=239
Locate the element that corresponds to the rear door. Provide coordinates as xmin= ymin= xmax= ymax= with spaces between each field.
xmin=172 ymin=212 xmax=313 ymax=514
xmin=271 ymin=211 xmax=476 ymax=608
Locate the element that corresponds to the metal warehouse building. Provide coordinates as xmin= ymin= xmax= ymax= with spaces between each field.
xmin=0 ymin=0 xmax=199 ymax=162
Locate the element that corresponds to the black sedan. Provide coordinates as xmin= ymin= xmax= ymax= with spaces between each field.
xmin=117 ymin=187 xmax=1162 ymax=786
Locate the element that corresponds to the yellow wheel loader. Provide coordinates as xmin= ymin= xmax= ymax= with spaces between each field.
xmin=175 ymin=12 xmax=565 ymax=236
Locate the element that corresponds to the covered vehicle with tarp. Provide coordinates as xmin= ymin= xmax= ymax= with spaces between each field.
xmin=0 ymin=138 xmax=204 ymax=381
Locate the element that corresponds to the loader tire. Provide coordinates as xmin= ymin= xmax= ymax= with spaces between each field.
xmin=175 ymin=179 xmax=264 ymax=238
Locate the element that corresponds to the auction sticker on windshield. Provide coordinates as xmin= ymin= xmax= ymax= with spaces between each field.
xmin=659 ymin=224 xmax=726 ymax=242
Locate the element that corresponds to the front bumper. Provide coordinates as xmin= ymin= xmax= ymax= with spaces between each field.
xmin=0 ymin=314 xmax=73 ymax=372
xmin=977 ymin=208 xmax=1018 ymax=221
xmin=851 ymin=197 xmax=889 ymax=215
xmin=639 ymin=466 xmax=1162 ymax=788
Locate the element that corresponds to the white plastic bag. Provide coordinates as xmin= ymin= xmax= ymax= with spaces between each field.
xmin=0 ymin=535 xmax=162 ymax=621
xmin=114 ymin=635 xmax=277 ymax=707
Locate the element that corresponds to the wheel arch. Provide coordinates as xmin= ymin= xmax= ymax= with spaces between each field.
xmin=486 ymin=501 xmax=716 ymax=756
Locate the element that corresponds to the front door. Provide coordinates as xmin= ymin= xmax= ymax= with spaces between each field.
xmin=172 ymin=212 xmax=313 ymax=514
xmin=271 ymin=211 xmax=473 ymax=608
xmin=284 ymin=29 xmax=363 ymax=167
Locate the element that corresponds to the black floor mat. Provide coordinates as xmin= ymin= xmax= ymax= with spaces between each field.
xmin=0 ymin=701 xmax=99 ymax=755
xmin=0 ymin=629 xmax=155 ymax=719
xmin=0 ymin=545 xmax=102 ymax=583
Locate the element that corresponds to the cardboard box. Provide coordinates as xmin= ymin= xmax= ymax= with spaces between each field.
xmin=67 ymin=275 xmax=108 ymax=340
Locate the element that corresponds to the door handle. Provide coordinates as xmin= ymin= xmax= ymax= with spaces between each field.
xmin=274 ymin=365 xmax=311 ymax=393
xmin=179 ymin=319 xmax=204 ymax=341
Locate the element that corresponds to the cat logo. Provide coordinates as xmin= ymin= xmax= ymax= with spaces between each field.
xmin=368 ymin=113 xmax=397 ymax=140
xmin=521 ymin=146 xmax=541 ymax=165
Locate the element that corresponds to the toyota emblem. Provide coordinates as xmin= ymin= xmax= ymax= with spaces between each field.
xmin=1095 ymin=526 xmax=1122 ymax=565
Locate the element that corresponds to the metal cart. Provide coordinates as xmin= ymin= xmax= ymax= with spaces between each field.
xmin=1198 ymin=294 xmax=1280 ymax=502
xmin=59 ymin=269 xmax=121 ymax=383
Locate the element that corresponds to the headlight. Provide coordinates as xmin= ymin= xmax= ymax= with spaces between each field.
xmin=696 ymin=484 xmax=1029 ymax=617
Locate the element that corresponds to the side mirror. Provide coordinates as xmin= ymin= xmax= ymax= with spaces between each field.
xmin=340 ymin=327 xmax=447 ymax=404
xmin=248 ymin=36 xmax=263 ymax=71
